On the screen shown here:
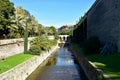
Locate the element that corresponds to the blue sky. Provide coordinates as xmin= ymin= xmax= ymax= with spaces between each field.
xmin=10 ymin=0 xmax=95 ymax=28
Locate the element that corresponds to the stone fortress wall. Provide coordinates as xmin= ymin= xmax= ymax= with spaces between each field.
xmin=87 ymin=0 xmax=120 ymax=51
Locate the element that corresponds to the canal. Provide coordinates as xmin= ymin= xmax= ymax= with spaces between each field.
xmin=26 ymin=43 xmax=87 ymax=80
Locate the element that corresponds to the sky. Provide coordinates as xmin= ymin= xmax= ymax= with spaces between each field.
xmin=10 ymin=0 xmax=95 ymax=28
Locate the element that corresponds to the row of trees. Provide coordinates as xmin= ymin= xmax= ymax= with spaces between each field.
xmin=59 ymin=29 xmax=73 ymax=35
xmin=0 ymin=0 xmax=58 ymax=54
xmin=0 ymin=0 xmax=15 ymax=38
xmin=0 ymin=0 xmax=57 ymax=39
xmin=58 ymin=25 xmax=73 ymax=35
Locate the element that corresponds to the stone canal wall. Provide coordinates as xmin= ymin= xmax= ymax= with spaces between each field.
xmin=70 ymin=46 xmax=111 ymax=80
xmin=0 ymin=45 xmax=58 ymax=80
xmin=0 ymin=37 xmax=35 ymax=59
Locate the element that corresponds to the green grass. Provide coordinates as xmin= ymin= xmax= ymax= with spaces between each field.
xmin=71 ymin=42 xmax=120 ymax=80
xmin=0 ymin=53 xmax=34 ymax=74
xmin=87 ymin=53 xmax=120 ymax=80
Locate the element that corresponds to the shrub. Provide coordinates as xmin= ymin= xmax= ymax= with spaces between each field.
xmin=83 ymin=36 xmax=101 ymax=54
xmin=29 ymin=36 xmax=57 ymax=55
xmin=29 ymin=45 xmax=42 ymax=55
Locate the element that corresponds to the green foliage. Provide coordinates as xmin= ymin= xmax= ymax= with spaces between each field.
xmin=29 ymin=36 xmax=57 ymax=55
xmin=83 ymin=36 xmax=101 ymax=54
xmin=43 ymin=26 xmax=58 ymax=36
xmin=98 ymin=74 xmax=104 ymax=80
xmin=48 ymin=26 xmax=57 ymax=35
xmin=0 ymin=0 xmax=15 ymax=38
xmin=71 ymin=42 xmax=120 ymax=80
xmin=54 ymin=34 xmax=59 ymax=40
xmin=43 ymin=26 xmax=58 ymax=40
xmin=49 ymin=26 xmax=58 ymax=40
xmin=29 ymin=45 xmax=42 ymax=55
xmin=59 ymin=29 xmax=72 ymax=35
xmin=0 ymin=53 xmax=33 ymax=74
xmin=87 ymin=53 xmax=120 ymax=80
xmin=0 ymin=1 xmax=58 ymax=39
xmin=0 ymin=0 xmax=14 ymax=28
xmin=0 ymin=5 xmax=46 ymax=39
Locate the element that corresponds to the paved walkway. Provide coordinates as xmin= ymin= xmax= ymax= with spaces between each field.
xmin=35 ymin=66 xmax=81 ymax=80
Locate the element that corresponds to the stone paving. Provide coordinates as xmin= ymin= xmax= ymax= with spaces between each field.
xmin=35 ymin=66 xmax=81 ymax=80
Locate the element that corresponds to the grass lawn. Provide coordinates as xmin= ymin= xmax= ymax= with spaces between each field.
xmin=71 ymin=42 xmax=120 ymax=80
xmin=87 ymin=53 xmax=120 ymax=80
xmin=0 ymin=53 xmax=34 ymax=74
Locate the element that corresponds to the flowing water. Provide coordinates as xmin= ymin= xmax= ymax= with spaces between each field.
xmin=26 ymin=43 xmax=87 ymax=80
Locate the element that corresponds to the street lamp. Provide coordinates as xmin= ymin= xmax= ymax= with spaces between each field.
xmin=24 ymin=17 xmax=29 ymax=54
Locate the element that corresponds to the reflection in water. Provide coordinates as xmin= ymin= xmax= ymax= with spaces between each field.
xmin=66 ymin=57 xmax=73 ymax=63
xmin=56 ymin=47 xmax=74 ymax=66
xmin=26 ymin=43 xmax=78 ymax=80
xmin=45 ymin=57 xmax=57 ymax=66
xmin=58 ymin=43 xmax=64 ymax=48
xmin=64 ymin=48 xmax=68 ymax=52
xmin=26 ymin=51 xmax=58 ymax=80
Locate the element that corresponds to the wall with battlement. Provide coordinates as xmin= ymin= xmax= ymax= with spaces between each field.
xmin=87 ymin=0 xmax=120 ymax=51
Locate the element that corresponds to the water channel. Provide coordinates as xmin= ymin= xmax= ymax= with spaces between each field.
xmin=26 ymin=43 xmax=87 ymax=80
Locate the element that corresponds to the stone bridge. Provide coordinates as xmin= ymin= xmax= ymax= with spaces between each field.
xmin=58 ymin=35 xmax=69 ymax=43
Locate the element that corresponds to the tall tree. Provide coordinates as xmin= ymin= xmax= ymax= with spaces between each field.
xmin=0 ymin=0 xmax=15 ymax=38
xmin=9 ymin=6 xmax=31 ymax=38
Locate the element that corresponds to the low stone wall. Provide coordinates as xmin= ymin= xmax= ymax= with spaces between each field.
xmin=70 ymin=45 xmax=111 ymax=80
xmin=0 ymin=45 xmax=58 ymax=80
xmin=0 ymin=37 xmax=35 ymax=45
xmin=0 ymin=37 xmax=35 ymax=59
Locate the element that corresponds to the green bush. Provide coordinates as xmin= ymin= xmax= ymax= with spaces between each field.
xmin=83 ymin=36 xmax=101 ymax=54
xmin=29 ymin=45 xmax=42 ymax=55
xmin=29 ymin=36 xmax=57 ymax=55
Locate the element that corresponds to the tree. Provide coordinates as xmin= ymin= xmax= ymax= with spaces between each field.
xmin=49 ymin=26 xmax=57 ymax=35
xmin=9 ymin=6 xmax=45 ymax=38
xmin=23 ymin=8 xmax=31 ymax=54
xmin=49 ymin=26 xmax=58 ymax=39
xmin=9 ymin=6 xmax=27 ymax=38
xmin=10 ymin=6 xmax=31 ymax=53
xmin=0 ymin=0 xmax=15 ymax=38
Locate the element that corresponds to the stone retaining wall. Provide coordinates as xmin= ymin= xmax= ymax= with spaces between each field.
xmin=0 ymin=45 xmax=58 ymax=80
xmin=0 ymin=37 xmax=35 ymax=59
xmin=70 ymin=45 xmax=111 ymax=80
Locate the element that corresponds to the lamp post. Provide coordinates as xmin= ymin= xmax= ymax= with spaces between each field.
xmin=24 ymin=18 xmax=28 ymax=54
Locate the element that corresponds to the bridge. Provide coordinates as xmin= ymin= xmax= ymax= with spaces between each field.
xmin=58 ymin=35 xmax=69 ymax=43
